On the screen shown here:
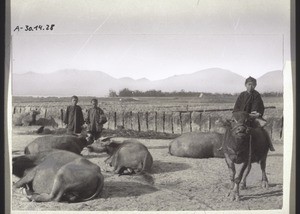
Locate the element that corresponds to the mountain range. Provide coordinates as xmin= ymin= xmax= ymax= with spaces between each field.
xmin=12 ymin=68 xmax=283 ymax=97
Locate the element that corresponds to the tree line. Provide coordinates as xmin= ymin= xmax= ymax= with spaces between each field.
xmin=109 ymin=88 xmax=283 ymax=97
xmin=11 ymin=89 xmax=282 ymax=103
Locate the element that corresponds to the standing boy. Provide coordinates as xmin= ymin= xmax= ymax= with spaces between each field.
xmin=85 ymin=98 xmax=107 ymax=140
xmin=233 ymin=76 xmax=275 ymax=151
xmin=63 ymin=95 xmax=85 ymax=134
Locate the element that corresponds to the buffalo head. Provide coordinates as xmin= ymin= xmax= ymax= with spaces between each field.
xmin=223 ymin=111 xmax=252 ymax=139
xmin=23 ymin=110 xmax=41 ymax=126
xmin=85 ymin=131 xmax=95 ymax=145
xmin=77 ymin=131 xmax=95 ymax=147
xmin=86 ymin=135 xmax=118 ymax=154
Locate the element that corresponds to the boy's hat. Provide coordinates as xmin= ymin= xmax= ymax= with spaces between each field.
xmin=245 ymin=76 xmax=257 ymax=85
xmin=91 ymin=98 xmax=98 ymax=103
xmin=71 ymin=95 xmax=78 ymax=100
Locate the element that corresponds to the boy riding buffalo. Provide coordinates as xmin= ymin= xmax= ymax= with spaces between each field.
xmin=233 ymin=76 xmax=275 ymax=151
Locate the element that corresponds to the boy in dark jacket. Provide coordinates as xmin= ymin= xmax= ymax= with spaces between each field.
xmin=233 ymin=76 xmax=264 ymax=117
xmin=85 ymin=99 xmax=107 ymax=141
xmin=233 ymin=76 xmax=275 ymax=151
xmin=63 ymin=95 xmax=85 ymax=134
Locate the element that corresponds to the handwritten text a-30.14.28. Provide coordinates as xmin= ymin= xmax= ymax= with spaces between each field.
xmin=13 ymin=24 xmax=55 ymax=32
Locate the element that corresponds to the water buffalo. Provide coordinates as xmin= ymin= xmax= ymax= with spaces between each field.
xmin=24 ymin=132 xmax=94 ymax=155
xmin=221 ymin=111 xmax=270 ymax=201
xmin=169 ymin=132 xmax=224 ymax=158
xmin=12 ymin=110 xmax=40 ymax=126
xmin=36 ymin=126 xmax=68 ymax=135
xmin=13 ymin=150 xmax=104 ymax=202
xmin=35 ymin=116 xmax=59 ymax=128
xmin=87 ymin=138 xmax=153 ymax=183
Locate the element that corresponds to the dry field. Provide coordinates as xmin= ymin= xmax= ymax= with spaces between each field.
xmin=13 ymin=95 xmax=283 ymax=115
xmin=10 ymin=96 xmax=284 ymax=211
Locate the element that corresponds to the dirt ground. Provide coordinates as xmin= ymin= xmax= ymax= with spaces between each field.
xmin=10 ymin=126 xmax=283 ymax=211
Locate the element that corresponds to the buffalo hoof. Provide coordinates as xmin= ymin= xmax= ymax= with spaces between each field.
xmin=25 ymin=188 xmax=34 ymax=196
xmin=233 ymin=195 xmax=240 ymax=202
xmin=226 ymin=191 xmax=233 ymax=197
xmin=261 ymin=181 xmax=269 ymax=189
xmin=15 ymin=187 xmax=26 ymax=195
xmin=240 ymin=182 xmax=247 ymax=190
xmin=27 ymin=193 xmax=50 ymax=202
xmin=230 ymin=193 xmax=240 ymax=202
xmin=21 ymin=187 xmax=28 ymax=195
xmin=26 ymin=195 xmax=34 ymax=202
xmin=230 ymin=182 xmax=235 ymax=189
xmin=227 ymin=191 xmax=240 ymax=201
xmin=26 ymin=192 xmax=41 ymax=201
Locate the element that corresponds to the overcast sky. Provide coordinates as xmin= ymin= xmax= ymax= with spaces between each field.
xmin=11 ymin=0 xmax=290 ymax=80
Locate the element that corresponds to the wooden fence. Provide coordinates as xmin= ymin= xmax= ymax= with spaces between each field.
xmin=13 ymin=106 xmax=283 ymax=141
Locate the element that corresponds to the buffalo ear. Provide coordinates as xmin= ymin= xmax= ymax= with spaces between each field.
xmin=223 ymin=119 xmax=232 ymax=127
xmin=216 ymin=118 xmax=231 ymax=127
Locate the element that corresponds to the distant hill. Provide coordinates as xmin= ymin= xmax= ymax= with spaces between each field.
xmin=256 ymin=70 xmax=283 ymax=92
xmin=153 ymin=68 xmax=245 ymax=94
xmin=12 ymin=68 xmax=283 ymax=96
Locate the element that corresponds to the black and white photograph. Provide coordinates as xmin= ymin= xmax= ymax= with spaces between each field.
xmin=8 ymin=0 xmax=294 ymax=213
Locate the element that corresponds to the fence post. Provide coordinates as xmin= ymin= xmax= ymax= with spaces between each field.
xmin=139 ymin=112 xmax=148 ymax=132
xmin=107 ymin=112 xmax=116 ymax=130
xmin=200 ymin=113 xmax=210 ymax=132
xmin=156 ymin=111 xmax=164 ymax=133
xmin=124 ymin=111 xmax=132 ymax=130
xmin=25 ymin=106 xmax=31 ymax=112
xmin=148 ymin=112 xmax=157 ymax=132
xmin=59 ymin=109 xmax=64 ymax=126
xmin=191 ymin=111 xmax=201 ymax=132
xmin=181 ymin=112 xmax=191 ymax=133
xmin=173 ymin=112 xmax=181 ymax=134
xmin=116 ymin=112 xmax=124 ymax=129
xmin=164 ymin=112 xmax=173 ymax=133
xmin=132 ymin=112 xmax=140 ymax=131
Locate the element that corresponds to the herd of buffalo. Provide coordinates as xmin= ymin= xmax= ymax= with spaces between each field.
xmin=12 ymin=110 xmax=271 ymax=202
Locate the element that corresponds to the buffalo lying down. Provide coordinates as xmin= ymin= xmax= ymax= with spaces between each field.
xmin=35 ymin=116 xmax=59 ymax=128
xmin=12 ymin=110 xmax=40 ymax=126
xmin=87 ymin=138 xmax=153 ymax=176
xmin=24 ymin=132 xmax=94 ymax=155
xmin=13 ymin=150 xmax=104 ymax=202
xmin=36 ymin=126 xmax=68 ymax=135
xmin=169 ymin=132 xmax=224 ymax=158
